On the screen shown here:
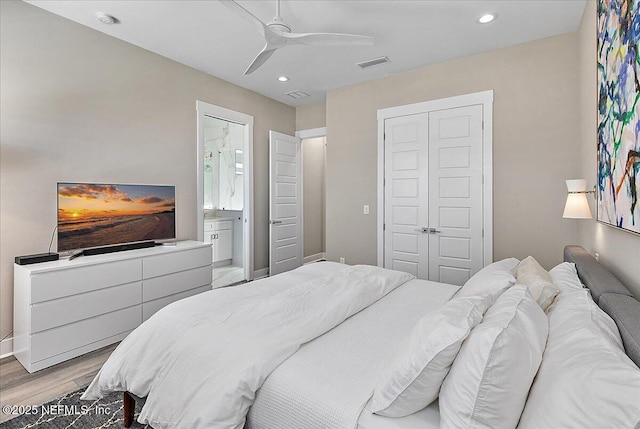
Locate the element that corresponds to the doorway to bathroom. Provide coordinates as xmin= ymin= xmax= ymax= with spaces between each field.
xmin=196 ymin=101 xmax=254 ymax=288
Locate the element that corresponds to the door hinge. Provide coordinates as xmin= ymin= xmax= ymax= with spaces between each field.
xmin=383 ymin=223 xmax=386 ymax=231
xmin=482 ymin=120 xmax=485 ymax=130
xmin=482 ymin=229 xmax=484 ymax=238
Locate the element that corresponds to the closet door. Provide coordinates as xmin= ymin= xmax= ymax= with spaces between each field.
xmin=383 ymin=104 xmax=485 ymax=285
xmin=383 ymin=114 xmax=429 ymax=279
xmin=427 ymin=105 xmax=484 ymax=285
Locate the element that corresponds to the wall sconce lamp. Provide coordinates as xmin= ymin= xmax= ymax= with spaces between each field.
xmin=563 ymin=179 xmax=596 ymax=219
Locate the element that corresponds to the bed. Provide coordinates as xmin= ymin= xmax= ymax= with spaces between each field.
xmin=82 ymin=246 xmax=640 ymax=429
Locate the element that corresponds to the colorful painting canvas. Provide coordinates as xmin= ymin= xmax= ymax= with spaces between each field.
xmin=597 ymin=0 xmax=640 ymax=233
xmin=597 ymin=0 xmax=640 ymax=234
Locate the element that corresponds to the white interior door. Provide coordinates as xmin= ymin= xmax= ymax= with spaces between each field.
xmin=384 ymin=114 xmax=429 ymax=278
xmin=383 ymin=104 xmax=485 ymax=285
xmin=269 ymin=131 xmax=303 ymax=276
xmin=427 ymin=105 xmax=484 ymax=285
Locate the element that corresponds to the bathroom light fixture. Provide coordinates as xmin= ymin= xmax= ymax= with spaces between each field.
xmin=277 ymin=76 xmax=289 ymax=82
xmin=477 ymin=13 xmax=498 ymax=24
xmin=563 ymin=179 xmax=595 ymax=219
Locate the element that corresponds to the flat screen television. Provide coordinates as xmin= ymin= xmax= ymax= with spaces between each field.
xmin=57 ymin=182 xmax=176 ymax=253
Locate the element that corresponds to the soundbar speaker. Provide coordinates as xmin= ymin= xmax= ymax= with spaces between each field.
xmin=15 ymin=253 xmax=59 ymax=265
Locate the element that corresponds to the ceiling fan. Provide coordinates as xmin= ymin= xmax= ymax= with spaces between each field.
xmin=220 ymin=0 xmax=374 ymax=75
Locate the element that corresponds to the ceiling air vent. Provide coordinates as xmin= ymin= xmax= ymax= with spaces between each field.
xmin=357 ymin=56 xmax=390 ymax=69
xmin=285 ymin=90 xmax=310 ymax=100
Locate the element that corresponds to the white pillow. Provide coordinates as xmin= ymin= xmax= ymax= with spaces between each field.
xmin=548 ymin=262 xmax=585 ymax=293
xmin=455 ymin=258 xmax=519 ymax=301
xmin=516 ymin=256 xmax=560 ymax=311
xmin=371 ymin=295 xmax=492 ymax=417
xmin=439 ymin=285 xmax=548 ymax=429
xmin=518 ymin=285 xmax=640 ymax=428
xmin=548 ymin=262 xmax=623 ymax=348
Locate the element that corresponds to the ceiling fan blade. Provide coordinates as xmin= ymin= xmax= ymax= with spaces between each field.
xmin=282 ymin=32 xmax=374 ymax=47
xmin=244 ymin=44 xmax=278 ymax=75
xmin=219 ymin=0 xmax=273 ymax=40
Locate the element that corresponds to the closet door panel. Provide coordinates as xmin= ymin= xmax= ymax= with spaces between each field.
xmin=428 ymin=105 xmax=484 ymax=285
xmin=384 ymin=114 xmax=429 ymax=280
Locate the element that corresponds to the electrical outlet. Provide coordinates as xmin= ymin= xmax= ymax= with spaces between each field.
xmin=340 ymin=257 xmax=345 ymax=264
xmin=595 ymin=252 xmax=600 ymax=262
xmin=363 ymin=205 xmax=370 ymax=215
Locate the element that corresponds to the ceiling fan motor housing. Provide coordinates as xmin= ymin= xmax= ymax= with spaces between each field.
xmin=267 ymin=16 xmax=291 ymax=33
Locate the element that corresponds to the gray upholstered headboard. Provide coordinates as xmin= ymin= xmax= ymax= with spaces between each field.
xmin=564 ymin=245 xmax=640 ymax=368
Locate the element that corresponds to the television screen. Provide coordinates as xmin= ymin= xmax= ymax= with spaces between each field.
xmin=57 ymin=182 xmax=176 ymax=252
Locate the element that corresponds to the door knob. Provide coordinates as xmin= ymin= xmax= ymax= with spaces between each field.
xmin=414 ymin=227 xmax=441 ymax=234
xmin=270 ymin=220 xmax=282 ymax=225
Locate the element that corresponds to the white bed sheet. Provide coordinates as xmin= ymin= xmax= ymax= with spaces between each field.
xmin=248 ymin=278 xmax=459 ymax=429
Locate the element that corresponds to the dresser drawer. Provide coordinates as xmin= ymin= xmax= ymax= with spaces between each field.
xmin=31 ymin=305 xmax=141 ymax=362
xmin=143 ymin=246 xmax=211 ymax=279
xmin=31 ymin=281 xmax=142 ymax=333
xmin=143 ymin=265 xmax=212 ymax=301
xmin=31 ymin=259 xmax=141 ymax=303
xmin=143 ymin=285 xmax=211 ymax=321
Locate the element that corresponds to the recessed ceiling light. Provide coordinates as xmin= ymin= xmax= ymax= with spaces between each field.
xmin=96 ymin=12 xmax=118 ymax=25
xmin=277 ymin=76 xmax=289 ymax=82
xmin=477 ymin=13 xmax=498 ymax=24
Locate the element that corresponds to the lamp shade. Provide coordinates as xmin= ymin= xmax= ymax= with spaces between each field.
xmin=563 ymin=179 xmax=592 ymax=219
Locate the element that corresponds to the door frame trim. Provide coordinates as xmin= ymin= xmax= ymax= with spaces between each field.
xmin=296 ymin=127 xmax=327 ymax=263
xmin=376 ymin=90 xmax=494 ymax=270
xmin=295 ymin=127 xmax=326 ymax=140
xmin=196 ymin=100 xmax=254 ymax=281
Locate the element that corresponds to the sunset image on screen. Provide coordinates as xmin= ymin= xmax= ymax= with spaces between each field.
xmin=57 ymin=183 xmax=176 ymax=252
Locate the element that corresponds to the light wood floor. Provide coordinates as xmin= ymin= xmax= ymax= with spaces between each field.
xmin=0 ymin=344 xmax=117 ymax=423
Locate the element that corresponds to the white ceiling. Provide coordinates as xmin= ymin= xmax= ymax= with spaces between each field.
xmin=26 ymin=0 xmax=587 ymax=107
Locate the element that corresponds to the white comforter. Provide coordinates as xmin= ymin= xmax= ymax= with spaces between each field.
xmin=247 ymin=278 xmax=460 ymax=429
xmin=82 ymin=263 xmax=414 ymax=429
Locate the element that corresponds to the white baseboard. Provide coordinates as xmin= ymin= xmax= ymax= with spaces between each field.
xmin=304 ymin=253 xmax=326 ymax=264
xmin=0 ymin=336 xmax=13 ymax=359
xmin=253 ymin=268 xmax=269 ymax=279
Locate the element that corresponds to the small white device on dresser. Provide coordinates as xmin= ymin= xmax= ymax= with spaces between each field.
xmin=13 ymin=240 xmax=212 ymax=373
xmin=204 ymin=218 xmax=233 ymax=266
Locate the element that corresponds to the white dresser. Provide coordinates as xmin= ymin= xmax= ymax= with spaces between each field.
xmin=13 ymin=240 xmax=212 ymax=372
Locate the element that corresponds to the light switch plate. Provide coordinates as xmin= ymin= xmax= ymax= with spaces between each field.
xmin=363 ymin=205 xmax=370 ymax=215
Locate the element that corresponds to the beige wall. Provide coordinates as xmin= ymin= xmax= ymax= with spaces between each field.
xmin=296 ymin=102 xmax=327 ymax=130
xmin=577 ymin=1 xmax=640 ymax=299
xmin=302 ymin=137 xmax=326 ymax=257
xmin=326 ymin=32 xmax=581 ymax=269
xmin=0 ymin=1 xmax=295 ymax=340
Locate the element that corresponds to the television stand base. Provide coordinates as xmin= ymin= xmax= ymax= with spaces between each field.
xmin=69 ymin=241 xmax=156 ymax=260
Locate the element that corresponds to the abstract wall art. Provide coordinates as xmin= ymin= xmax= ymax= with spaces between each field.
xmin=597 ymin=0 xmax=640 ymax=234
